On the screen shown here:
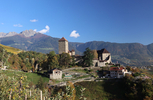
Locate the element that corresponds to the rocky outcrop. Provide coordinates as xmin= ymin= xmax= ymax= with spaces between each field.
xmin=0 ymin=32 xmax=18 ymax=38
xmin=19 ymin=29 xmax=39 ymax=37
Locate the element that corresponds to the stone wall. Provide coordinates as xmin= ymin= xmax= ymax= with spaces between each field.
xmin=50 ymin=70 xmax=62 ymax=79
xmin=71 ymin=51 xmax=75 ymax=56
xmin=99 ymin=62 xmax=106 ymax=66
xmin=102 ymin=53 xmax=111 ymax=63
xmin=59 ymin=41 xmax=68 ymax=54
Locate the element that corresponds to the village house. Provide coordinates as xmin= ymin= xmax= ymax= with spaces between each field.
xmin=93 ymin=48 xmax=112 ymax=67
xmin=49 ymin=68 xmax=62 ymax=79
xmin=110 ymin=67 xmax=131 ymax=78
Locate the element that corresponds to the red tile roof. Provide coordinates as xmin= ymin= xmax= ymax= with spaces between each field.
xmin=59 ymin=37 xmax=68 ymax=42
xmin=110 ymin=67 xmax=125 ymax=71
xmin=71 ymin=49 xmax=75 ymax=52
xmin=97 ymin=48 xmax=110 ymax=53
xmin=68 ymin=49 xmax=75 ymax=53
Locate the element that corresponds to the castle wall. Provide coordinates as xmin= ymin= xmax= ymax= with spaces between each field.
xmin=71 ymin=51 xmax=75 ymax=56
xmin=102 ymin=53 xmax=111 ymax=63
xmin=99 ymin=62 xmax=106 ymax=66
xmin=92 ymin=60 xmax=98 ymax=67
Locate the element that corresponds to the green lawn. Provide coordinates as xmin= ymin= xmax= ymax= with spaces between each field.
xmin=70 ymin=69 xmax=88 ymax=73
xmin=75 ymin=80 xmax=127 ymax=100
xmin=0 ymin=70 xmax=49 ymax=85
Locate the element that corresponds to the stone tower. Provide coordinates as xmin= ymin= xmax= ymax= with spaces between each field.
xmin=58 ymin=37 xmax=68 ymax=54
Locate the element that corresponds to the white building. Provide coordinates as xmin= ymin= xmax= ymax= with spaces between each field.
xmin=110 ymin=67 xmax=131 ymax=78
xmin=50 ymin=69 xmax=62 ymax=79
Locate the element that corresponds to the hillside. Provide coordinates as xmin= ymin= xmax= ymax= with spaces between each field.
xmin=75 ymin=81 xmax=126 ymax=100
xmin=0 ymin=44 xmax=22 ymax=54
xmin=0 ymin=32 xmax=82 ymax=55
xmin=74 ymin=41 xmax=153 ymax=66
xmin=0 ymin=30 xmax=153 ymax=66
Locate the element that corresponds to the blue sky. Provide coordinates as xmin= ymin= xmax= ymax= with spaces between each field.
xmin=0 ymin=0 xmax=153 ymax=45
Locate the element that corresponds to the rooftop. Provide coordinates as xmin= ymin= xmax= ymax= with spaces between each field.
xmin=59 ymin=37 xmax=68 ymax=42
xmin=97 ymin=48 xmax=110 ymax=53
xmin=110 ymin=67 xmax=125 ymax=71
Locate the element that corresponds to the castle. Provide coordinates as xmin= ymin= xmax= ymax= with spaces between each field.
xmin=58 ymin=37 xmax=75 ymax=56
xmin=58 ymin=37 xmax=111 ymax=67
xmin=93 ymin=49 xmax=112 ymax=67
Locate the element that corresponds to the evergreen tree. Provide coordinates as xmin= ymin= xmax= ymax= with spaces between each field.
xmin=83 ymin=47 xmax=94 ymax=67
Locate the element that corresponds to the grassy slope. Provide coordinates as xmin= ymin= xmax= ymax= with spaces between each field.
xmin=75 ymin=81 xmax=127 ymax=100
xmin=0 ymin=70 xmax=49 ymax=84
xmin=0 ymin=44 xmax=22 ymax=54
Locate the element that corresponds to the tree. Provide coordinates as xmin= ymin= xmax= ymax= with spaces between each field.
xmin=92 ymin=50 xmax=98 ymax=59
xmin=66 ymin=81 xmax=76 ymax=100
xmin=49 ymin=55 xmax=59 ymax=69
xmin=37 ymin=77 xmax=44 ymax=91
xmin=59 ymin=53 xmax=71 ymax=68
xmin=48 ymin=51 xmax=56 ymax=60
xmin=71 ymin=56 xmax=76 ymax=66
xmin=82 ymin=47 xmax=94 ymax=67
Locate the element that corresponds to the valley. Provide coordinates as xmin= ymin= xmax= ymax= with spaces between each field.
xmin=0 ymin=30 xmax=153 ymax=66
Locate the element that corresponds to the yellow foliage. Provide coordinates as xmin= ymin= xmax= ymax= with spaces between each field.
xmin=66 ymin=81 xmax=76 ymax=100
xmin=92 ymin=50 xmax=98 ymax=59
xmin=0 ymin=44 xmax=22 ymax=54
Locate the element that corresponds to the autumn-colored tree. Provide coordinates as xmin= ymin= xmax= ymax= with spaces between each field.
xmin=66 ymin=81 xmax=76 ymax=100
xmin=92 ymin=50 xmax=98 ymax=59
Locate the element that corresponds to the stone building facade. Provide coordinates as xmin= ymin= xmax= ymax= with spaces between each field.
xmin=68 ymin=49 xmax=75 ymax=56
xmin=92 ymin=48 xmax=111 ymax=67
xmin=97 ymin=49 xmax=111 ymax=64
xmin=50 ymin=69 xmax=62 ymax=79
xmin=58 ymin=37 xmax=75 ymax=56
xmin=59 ymin=37 xmax=69 ymax=54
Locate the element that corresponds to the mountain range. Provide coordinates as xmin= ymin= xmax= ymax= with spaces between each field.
xmin=0 ymin=29 xmax=153 ymax=66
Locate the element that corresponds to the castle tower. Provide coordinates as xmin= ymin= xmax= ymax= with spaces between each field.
xmin=58 ymin=37 xmax=68 ymax=54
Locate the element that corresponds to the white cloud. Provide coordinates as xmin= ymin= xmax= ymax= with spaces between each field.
xmin=30 ymin=19 xmax=38 ymax=22
xmin=13 ymin=24 xmax=23 ymax=27
xmin=1 ymin=23 xmax=4 ymax=25
xmin=70 ymin=30 xmax=80 ymax=38
xmin=34 ymin=29 xmax=37 ymax=32
xmin=38 ymin=25 xmax=50 ymax=34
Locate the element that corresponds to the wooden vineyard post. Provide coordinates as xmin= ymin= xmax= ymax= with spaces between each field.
xmin=25 ymin=94 xmax=27 ymax=100
xmin=30 ymin=90 xmax=31 ymax=97
xmin=40 ymin=90 xmax=42 ymax=100
xmin=9 ymin=88 xmax=12 ymax=100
